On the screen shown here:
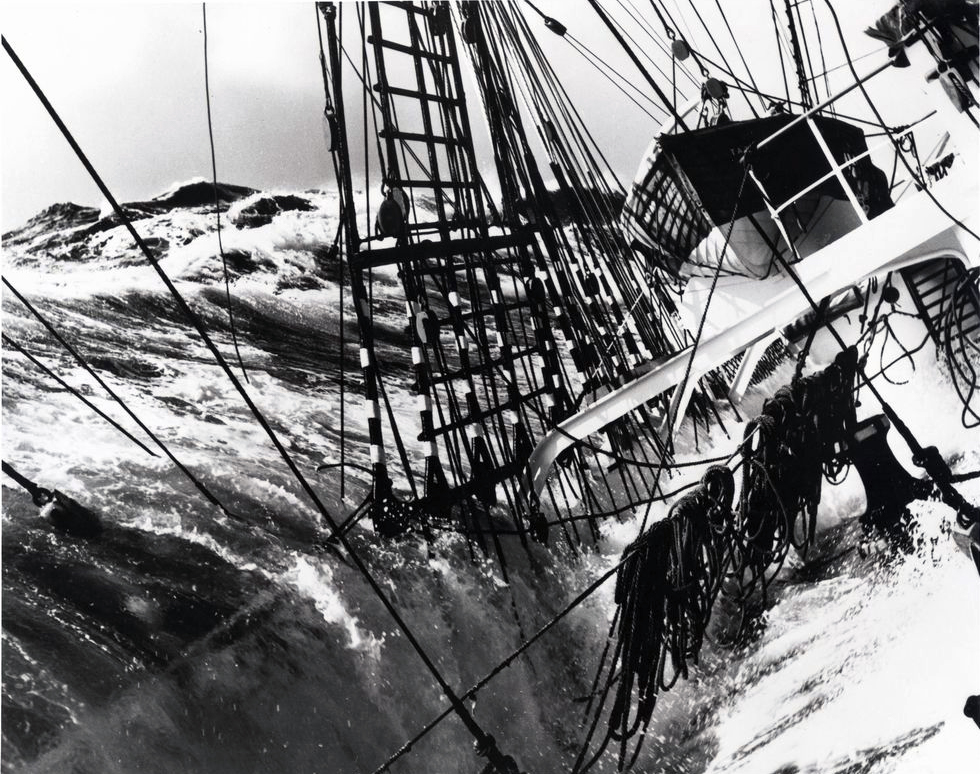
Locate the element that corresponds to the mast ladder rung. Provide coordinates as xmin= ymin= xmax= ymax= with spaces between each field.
xmin=388 ymin=178 xmax=475 ymax=189
xmin=379 ymin=130 xmax=463 ymax=146
xmin=374 ymin=84 xmax=462 ymax=107
xmin=380 ymin=1 xmax=432 ymax=16
xmin=405 ymin=217 xmax=483 ymax=234
xmin=351 ymin=231 xmax=534 ymax=270
xmin=366 ymin=35 xmax=452 ymax=64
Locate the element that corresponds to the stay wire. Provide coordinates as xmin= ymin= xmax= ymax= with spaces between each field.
xmin=307 ymin=19 xmax=522 ymax=765
xmin=587 ymin=0 xmax=689 ymax=130
xmin=1 ymin=36 xmax=344 ymax=535
xmin=681 ymin=0 xmax=760 ymax=117
xmin=711 ymin=0 xmax=764 ymax=115
xmin=563 ymin=34 xmax=664 ymax=121
xmin=2 ymin=332 xmax=157 ymax=458
xmin=2 ymin=276 xmax=244 ymax=520
xmin=769 ymin=0 xmax=792 ymax=104
xmin=314 ymin=6 xmax=346 ymax=501
xmin=202 ymin=5 xmax=249 ymax=384
xmin=806 ymin=0 xmax=833 ymax=103
xmin=4 ymin=38 xmax=514 ymax=767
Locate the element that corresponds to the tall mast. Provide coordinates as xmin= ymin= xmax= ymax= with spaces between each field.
xmin=784 ymin=0 xmax=814 ymax=108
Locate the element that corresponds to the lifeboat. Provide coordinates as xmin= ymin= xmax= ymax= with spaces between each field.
xmin=622 ymin=113 xmax=894 ymax=281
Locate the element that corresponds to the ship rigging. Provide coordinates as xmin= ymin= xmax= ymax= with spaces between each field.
xmin=2 ymin=1 xmax=979 ymax=772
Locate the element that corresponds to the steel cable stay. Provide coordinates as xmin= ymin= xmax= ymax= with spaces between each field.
xmin=769 ymin=0 xmax=794 ymax=104
xmin=805 ymin=0 xmax=833 ymax=103
xmin=2 ymin=36 xmax=349 ymax=536
xmin=587 ymin=0 xmax=690 ymax=130
xmin=711 ymin=0 xmax=765 ymax=113
xmin=620 ymin=0 xmax=703 ymax=91
xmin=519 ymin=0 xmax=670 ymax=120
xmin=675 ymin=0 xmax=761 ymax=117
xmin=1 ymin=276 xmax=250 ymax=521
xmin=592 ymin=0 xmax=693 ymax=102
xmin=1 ymin=332 xmax=157 ymax=459
xmin=563 ymin=35 xmax=668 ymax=121
xmin=595 ymin=4 xmax=687 ymax=113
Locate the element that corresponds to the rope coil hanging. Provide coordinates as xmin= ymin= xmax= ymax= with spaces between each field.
xmin=607 ymin=464 xmax=735 ymax=745
xmin=581 ymin=349 xmax=861 ymax=771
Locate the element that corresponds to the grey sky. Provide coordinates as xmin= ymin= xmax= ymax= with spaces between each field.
xmin=2 ymin=1 xmax=898 ymax=231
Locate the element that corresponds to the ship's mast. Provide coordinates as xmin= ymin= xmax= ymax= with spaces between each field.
xmin=784 ymin=0 xmax=814 ymax=109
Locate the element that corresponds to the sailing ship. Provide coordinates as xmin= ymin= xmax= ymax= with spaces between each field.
xmin=2 ymin=0 xmax=978 ymax=771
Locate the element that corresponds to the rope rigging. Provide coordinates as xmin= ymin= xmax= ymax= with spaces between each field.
xmin=587 ymin=0 xmax=690 ymax=130
xmin=571 ymin=347 xmax=868 ymax=772
xmin=7 ymin=3 xmax=978 ymax=773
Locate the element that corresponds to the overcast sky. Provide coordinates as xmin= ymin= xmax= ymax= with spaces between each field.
xmin=1 ymin=0 xmax=901 ymax=231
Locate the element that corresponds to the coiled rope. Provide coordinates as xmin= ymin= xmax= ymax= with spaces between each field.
xmin=577 ymin=349 xmax=860 ymax=771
